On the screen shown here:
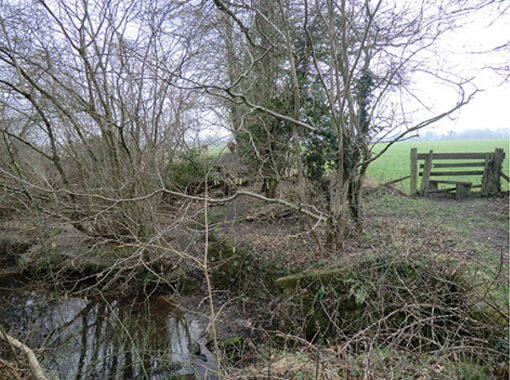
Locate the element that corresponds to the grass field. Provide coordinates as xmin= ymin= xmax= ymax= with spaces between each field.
xmin=367 ymin=138 xmax=509 ymax=193
xmin=210 ymin=138 xmax=509 ymax=193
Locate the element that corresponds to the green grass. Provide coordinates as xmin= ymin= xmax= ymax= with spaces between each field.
xmin=367 ymin=139 xmax=509 ymax=193
xmin=205 ymin=146 xmax=225 ymax=158
xmin=209 ymin=139 xmax=509 ymax=193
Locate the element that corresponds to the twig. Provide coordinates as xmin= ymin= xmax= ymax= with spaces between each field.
xmin=0 ymin=326 xmax=52 ymax=380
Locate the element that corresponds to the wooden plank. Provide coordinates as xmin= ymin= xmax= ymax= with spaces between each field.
xmin=429 ymin=179 xmax=472 ymax=185
xmin=427 ymin=187 xmax=456 ymax=193
xmin=410 ymin=148 xmax=418 ymax=195
xmin=419 ymin=170 xmax=485 ymax=177
xmin=417 ymin=152 xmax=489 ymax=160
xmin=428 ymin=181 xmax=439 ymax=191
xmin=502 ymin=172 xmax=509 ymax=183
xmin=428 ymin=182 xmax=472 ymax=198
xmin=416 ymin=152 xmax=505 ymax=160
xmin=420 ymin=150 xmax=434 ymax=195
xmin=419 ymin=162 xmax=485 ymax=169
xmin=456 ymin=183 xmax=472 ymax=199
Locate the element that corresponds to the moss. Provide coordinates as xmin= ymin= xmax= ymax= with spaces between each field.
xmin=0 ymin=236 xmax=34 ymax=256
xmin=219 ymin=336 xmax=244 ymax=349
xmin=189 ymin=206 xmax=229 ymax=229
xmin=208 ymin=232 xmax=284 ymax=294
xmin=208 ymin=233 xmax=240 ymax=290
xmin=276 ymin=255 xmax=472 ymax=342
xmin=176 ymin=274 xmax=201 ymax=295
xmin=276 ymin=267 xmax=359 ymax=340
xmin=208 ymin=233 xmax=236 ymax=260
xmin=19 ymin=244 xmax=110 ymax=277
xmin=167 ymin=375 xmax=194 ymax=380
xmin=206 ymin=232 xmax=284 ymax=297
xmin=275 ymin=268 xmax=350 ymax=288
xmin=219 ymin=337 xmax=245 ymax=365
xmin=19 ymin=245 xmax=68 ymax=274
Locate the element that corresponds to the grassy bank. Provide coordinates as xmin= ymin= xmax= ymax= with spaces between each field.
xmin=367 ymin=139 xmax=509 ymax=193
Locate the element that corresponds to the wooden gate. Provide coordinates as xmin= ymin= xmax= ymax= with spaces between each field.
xmin=410 ymin=148 xmax=506 ymax=198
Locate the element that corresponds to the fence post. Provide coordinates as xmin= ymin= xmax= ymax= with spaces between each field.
xmin=410 ymin=148 xmax=418 ymax=195
xmin=420 ymin=150 xmax=434 ymax=195
xmin=493 ymin=148 xmax=504 ymax=193
xmin=481 ymin=152 xmax=493 ymax=195
xmin=481 ymin=148 xmax=504 ymax=194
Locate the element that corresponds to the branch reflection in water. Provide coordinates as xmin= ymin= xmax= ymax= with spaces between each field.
xmin=0 ymin=288 xmax=217 ymax=379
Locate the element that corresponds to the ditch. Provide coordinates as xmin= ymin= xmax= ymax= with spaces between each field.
xmin=0 ymin=277 xmax=217 ymax=380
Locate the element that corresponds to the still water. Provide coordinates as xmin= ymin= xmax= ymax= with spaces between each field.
xmin=0 ymin=288 xmax=217 ymax=379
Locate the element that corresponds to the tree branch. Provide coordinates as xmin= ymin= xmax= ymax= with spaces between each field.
xmin=0 ymin=326 xmax=52 ymax=380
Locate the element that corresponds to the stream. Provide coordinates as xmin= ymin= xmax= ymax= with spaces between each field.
xmin=0 ymin=282 xmax=217 ymax=379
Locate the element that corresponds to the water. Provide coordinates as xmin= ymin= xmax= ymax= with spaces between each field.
xmin=0 ymin=286 xmax=217 ymax=379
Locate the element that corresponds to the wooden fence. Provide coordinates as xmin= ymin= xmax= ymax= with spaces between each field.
xmin=410 ymin=148 xmax=506 ymax=198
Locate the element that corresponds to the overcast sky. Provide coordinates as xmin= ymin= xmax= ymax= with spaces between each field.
xmin=421 ymin=3 xmax=509 ymax=134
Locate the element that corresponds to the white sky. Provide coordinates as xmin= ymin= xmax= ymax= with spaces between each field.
xmin=419 ymin=4 xmax=509 ymax=134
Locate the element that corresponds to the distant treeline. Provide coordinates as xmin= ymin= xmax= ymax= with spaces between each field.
xmin=411 ymin=128 xmax=509 ymax=141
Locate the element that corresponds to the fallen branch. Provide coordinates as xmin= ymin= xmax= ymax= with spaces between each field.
xmin=0 ymin=327 xmax=51 ymax=380
xmin=4 ymin=171 xmax=328 ymax=223
xmin=382 ymin=175 xmax=410 ymax=187
xmin=245 ymin=208 xmax=295 ymax=222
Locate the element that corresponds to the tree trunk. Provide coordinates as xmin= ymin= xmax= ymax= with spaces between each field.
xmin=326 ymin=176 xmax=349 ymax=250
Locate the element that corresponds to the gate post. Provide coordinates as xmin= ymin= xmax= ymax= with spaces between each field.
xmin=410 ymin=148 xmax=418 ymax=195
xmin=481 ymin=148 xmax=504 ymax=194
xmin=420 ymin=150 xmax=434 ymax=195
xmin=493 ymin=148 xmax=504 ymax=193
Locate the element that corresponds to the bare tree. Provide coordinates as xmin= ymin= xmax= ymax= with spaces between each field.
xmin=0 ymin=0 xmax=478 ymax=251
xmin=209 ymin=0 xmax=475 ymax=249
xmin=0 ymin=0 xmax=196 ymax=239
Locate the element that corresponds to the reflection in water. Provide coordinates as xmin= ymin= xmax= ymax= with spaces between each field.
xmin=0 ymin=289 xmax=217 ymax=379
